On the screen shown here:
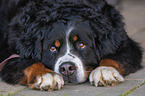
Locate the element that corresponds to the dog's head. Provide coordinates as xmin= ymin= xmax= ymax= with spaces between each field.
xmin=41 ymin=19 xmax=101 ymax=83
xmin=8 ymin=0 xmax=126 ymax=84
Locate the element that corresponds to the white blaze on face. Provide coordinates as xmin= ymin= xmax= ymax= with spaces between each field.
xmin=54 ymin=27 xmax=86 ymax=83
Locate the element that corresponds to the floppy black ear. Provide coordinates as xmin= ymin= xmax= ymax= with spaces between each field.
xmin=8 ymin=21 xmax=45 ymax=60
xmin=90 ymin=2 xmax=128 ymax=56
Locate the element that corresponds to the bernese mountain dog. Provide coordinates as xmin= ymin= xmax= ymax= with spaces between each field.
xmin=0 ymin=0 xmax=142 ymax=91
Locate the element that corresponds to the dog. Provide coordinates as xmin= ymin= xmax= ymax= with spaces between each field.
xmin=0 ymin=0 xmax=142 ymax=91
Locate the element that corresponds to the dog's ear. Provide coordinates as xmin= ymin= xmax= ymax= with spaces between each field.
xmin=90 ymin=2 xmax=127 ymax=56
xmin=8 ymin=21 xmax=45 ymax=60
xmin=102 ymin=3 xmax=128 ymax=55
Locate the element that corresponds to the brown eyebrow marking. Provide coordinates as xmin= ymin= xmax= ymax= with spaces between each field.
xmin=55 ymin=40 xmax=61 ymax=47
xmin=73 ymin=35 xmax=78 ymax=42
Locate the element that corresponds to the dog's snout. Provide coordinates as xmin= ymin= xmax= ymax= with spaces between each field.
xmin=59 ymin=63 xmax=76 ymax=76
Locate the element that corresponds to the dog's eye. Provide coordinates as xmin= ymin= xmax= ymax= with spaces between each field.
xmin=78 ymin=42 xmax=86 ymax=49
xmin=50 ymin=46 xmax=57 ymax=52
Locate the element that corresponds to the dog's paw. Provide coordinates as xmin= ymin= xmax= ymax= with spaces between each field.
xmin=89 ymin=66 xmax=124 ymax=87
xmin=35 ymin=73 xmax=64 ymax=91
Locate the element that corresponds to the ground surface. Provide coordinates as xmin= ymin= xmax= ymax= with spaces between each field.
xmin=0 ymin=0 xmax=145 ymax=96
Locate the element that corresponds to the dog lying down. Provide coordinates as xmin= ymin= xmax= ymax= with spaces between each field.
xmin=0 ymin=0 xmax=142 ymax=91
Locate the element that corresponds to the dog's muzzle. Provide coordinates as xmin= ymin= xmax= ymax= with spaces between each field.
xmin=54 ymin=53 xmax=86 ymax=84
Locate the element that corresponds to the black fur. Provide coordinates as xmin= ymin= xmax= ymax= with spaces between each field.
xmin=0 ymin=0 xmax=142 ymax=84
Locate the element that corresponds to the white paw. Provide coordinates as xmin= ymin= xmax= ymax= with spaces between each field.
xmin=35 ymin=73 xmax=64 ymax=91
xmin=89 ymin=66 xmax=124 ymax=87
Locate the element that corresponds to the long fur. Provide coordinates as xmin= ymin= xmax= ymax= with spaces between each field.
xmin=0 ymin=0 xmax=142 ymax=84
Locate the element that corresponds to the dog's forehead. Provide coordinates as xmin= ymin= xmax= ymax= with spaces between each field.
xmin=71 ymin=20 xmax=92 ymax=36
xmin=49 ymin=23 xmax=66 ymax=37
xmin=49 ymin=20 xmax=92 ymax=38
xmin=43 ymin=19 xmax=94 ymax=48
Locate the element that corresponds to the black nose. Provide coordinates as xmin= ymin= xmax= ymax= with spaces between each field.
xmin=59 ymin=63 xmax=76 ymax=76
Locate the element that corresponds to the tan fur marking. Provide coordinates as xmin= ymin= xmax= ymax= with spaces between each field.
xmin=85 ymin=67 xmax=94 ymax=80
xmin=55 ymin=40 xmax=61 ymax=47
xmin=19 ymin=62 xmax=54 ymax=89
xmin=73 ymin=35 xmax=78 ymax=42
xmin=99 ymin=59 xmax=125 ymax=75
